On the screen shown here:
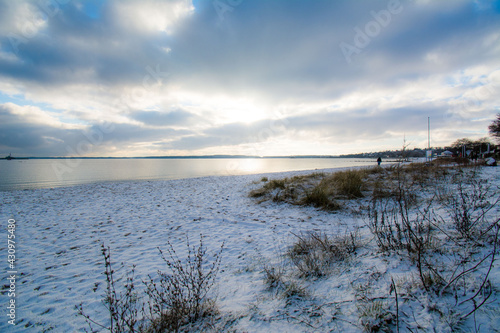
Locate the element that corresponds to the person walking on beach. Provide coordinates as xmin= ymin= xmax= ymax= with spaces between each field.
xmin=377 ymin=157 xmax=382 ymax=166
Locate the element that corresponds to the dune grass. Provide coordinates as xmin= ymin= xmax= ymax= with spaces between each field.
xmin=78 ymin=163 xmax=499 ymax=332
xmin=257 ymin=163 xmax=499 ymax=332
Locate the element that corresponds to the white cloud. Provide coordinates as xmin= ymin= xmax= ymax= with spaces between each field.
xmin=2 ymin=102 xmax=80 ymax=129
xmin=0 ymin=0 xmax=499 ymax=156
xmin=0 ymin=1 xmax=47 ymax=37
xmin=111 ymin=0 xmax=194 ymax=34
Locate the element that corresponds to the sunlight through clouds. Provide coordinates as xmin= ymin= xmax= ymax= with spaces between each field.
xmin=112 ymin=0 xmax=194 ymax=34
xmin=0 ymin=0 xmax=499 ymax=157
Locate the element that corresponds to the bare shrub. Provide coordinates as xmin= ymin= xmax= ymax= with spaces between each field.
xmin=367 ymin=165 xmax=500 ymax=323
xmin=77 ymin=245 xmax=143 ymax=333
xmin=288 ymin=237 xmax=332 ymax=278
xmin=367 ymin=197 xmax=433 ymax=258
xmin=437 ymin=224 xmax=499 ymax=320
xmin=367 ymin=165 xmax=442 ymax=293
xmin=78 ymin=236 xmax=224 ymax=333
xmin=444 ymin=169 xmax=500 ymax=241
xmin=367 ymin=199 xmax=401 ymax=252
xmin=143 ymin=235 xmax=224 ymax=332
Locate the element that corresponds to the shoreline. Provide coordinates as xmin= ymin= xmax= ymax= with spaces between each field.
xmin=0 ymin=162 xmax=381 ymax=193
xmin=0 ymin=165 xmax=378 ymax=331
xmin=1 ymin=164 xmax=496 ymax=332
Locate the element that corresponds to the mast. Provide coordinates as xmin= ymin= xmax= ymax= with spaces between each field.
xmin=427 ymin=117 xmax=431 ymax=162
xmin=428 ymin=117 xmax=430 ymax=150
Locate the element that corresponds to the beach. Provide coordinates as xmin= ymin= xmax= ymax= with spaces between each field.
xmin=1 ymin=165 xmax=499 ymax=332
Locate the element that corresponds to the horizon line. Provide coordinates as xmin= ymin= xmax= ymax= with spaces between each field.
xmin=2 ymin=150 xmax=444 ymax=160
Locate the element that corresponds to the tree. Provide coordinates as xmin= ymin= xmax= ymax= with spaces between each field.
xmin=489 ymin=113 xmax=500 ymax=142
xmin=450 ymin=137 xmax=494 ymax=154
xmin=451 ymin=138 xmax=473 ymax=150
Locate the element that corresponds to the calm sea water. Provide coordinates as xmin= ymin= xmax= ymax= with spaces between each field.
xmin=0 ymin=158 xmax=376 ymax=191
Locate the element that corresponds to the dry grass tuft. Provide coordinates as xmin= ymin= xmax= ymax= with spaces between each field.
xmin=287 ymin=230 xmax=359 ymax=278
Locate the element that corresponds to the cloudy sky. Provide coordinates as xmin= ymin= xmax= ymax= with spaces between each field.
xmin=0 ymin=0 xmax=499 ymax=157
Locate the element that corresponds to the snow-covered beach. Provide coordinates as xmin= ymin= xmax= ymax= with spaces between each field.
xmin=1 ymin=164 xmax=499 ymax=332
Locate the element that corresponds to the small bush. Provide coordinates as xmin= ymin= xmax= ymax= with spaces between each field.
xmin=263 ymin=264 xmax=286 ymax=290
xmin=358 ymin=300 xmax=395 ymax=333
xmin=143 ymin=236 xmax=224 ymax=332
xmin=299 ymin=169 xmax=368 ymax=208
xmin=400 ymin=162 xmax=451 ymax=188
xmin=78 ymin=236 xmax=224 ymax=333
xmin=444 ymin=170 xmax=499 ymax=241
xmin=281 ymin=280 xmax=308 ymax=301
xmin=354 ymin=281 xmax=395 ymax=333
xmin=262 ymin=255 xmax=309 ymax=303
xmin=367 ymin=164 xmax=435 ymax=257
xmin=77 ymin=245 xmax=142 ymax=333
xmin=365 ymin=166 xmax=386 ymax=175
xmin=329 ymin=169 xmax=365 ymax=198
xmin=287 ymin=231 xmax=358 ymax=278
xmin=250 ymin=169 xmax=368 ymax=209
xmin=268 ymin=179 xmax=286 ymax=190
xmin=371 ymin=180 xmax=394 ymax=199
xmin=249 ymin=178 xmax=287 ymax=198
xmin=302 ymin=186 xmax=340 ymax=210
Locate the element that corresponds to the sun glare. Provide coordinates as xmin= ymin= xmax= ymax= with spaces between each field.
xmin=174 ymin=91 xmax=269 ymax=125
xmin=228 ymin=158 xmax=262 ymax=174
xmin=211 ymin=96 xmax=269 ymax=124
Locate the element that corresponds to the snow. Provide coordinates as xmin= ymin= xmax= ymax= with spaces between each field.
xmin=0 ymin=165 xmax=499 ymax=332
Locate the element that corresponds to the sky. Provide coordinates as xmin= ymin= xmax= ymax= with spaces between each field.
xmin=0 ymin=0 xmax=499 ymax=157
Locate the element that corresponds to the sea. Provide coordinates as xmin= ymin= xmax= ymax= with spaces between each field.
xmin=0 ymin=158 xmax=377 ymax=191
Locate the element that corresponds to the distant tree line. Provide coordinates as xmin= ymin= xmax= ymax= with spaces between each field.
xmin=342 ymin=139 xmax=497 ymax=159
xmin=341 ymin=114 xmax=500 ymax=159
xmin=341 ymin=149 xmax=428 ymax=159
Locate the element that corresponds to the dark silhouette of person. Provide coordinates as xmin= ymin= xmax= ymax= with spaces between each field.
xmin=377 ymin=157 xmax=382 ymax=166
